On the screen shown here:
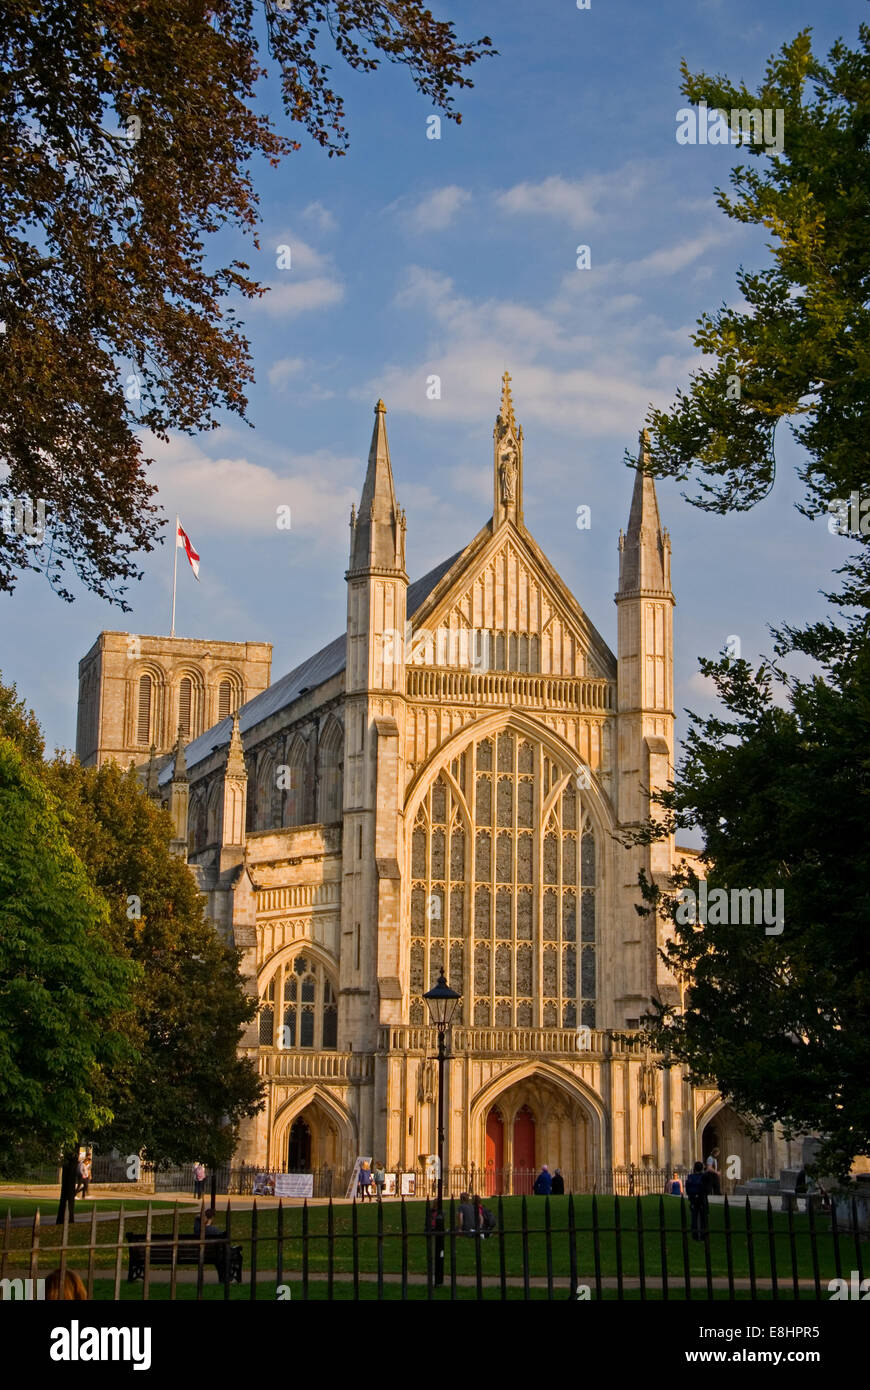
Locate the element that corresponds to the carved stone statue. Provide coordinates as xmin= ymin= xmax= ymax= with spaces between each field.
xmin=499 ymin=446 xmax=517 ymax=504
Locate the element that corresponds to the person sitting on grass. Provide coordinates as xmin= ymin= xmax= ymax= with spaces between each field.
xmin=472 ymin=1193 xmax=497 ymax=1238
xmin=458 ymin=1191 xmax=477 ymax=1235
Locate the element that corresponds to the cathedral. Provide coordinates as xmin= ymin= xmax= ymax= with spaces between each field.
xmin=76 ymin=375 xmax=790 ymax=1190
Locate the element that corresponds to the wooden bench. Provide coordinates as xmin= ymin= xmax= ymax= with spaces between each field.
xmin=125 ymin=1232 xmax=243 ymax=1284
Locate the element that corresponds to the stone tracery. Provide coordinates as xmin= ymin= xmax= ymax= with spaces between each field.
xmin=409 ymin=729 xmax=597 ymax=1029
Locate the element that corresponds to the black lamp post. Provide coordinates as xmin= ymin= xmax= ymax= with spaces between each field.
xmin=423 ymin=967 xmax=461 ymax=1286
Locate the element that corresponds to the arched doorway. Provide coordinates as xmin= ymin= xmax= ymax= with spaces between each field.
xmin=287 ymin=1117 xmax=312 ymax=1172
xmin=475 ymin=1069 xmax=598 ymax=1194
xmin=700 ymin=1103 xmax=766 ymax=1192
xmin=486 ymin=1108 xmax=504 ymax=1195
xmin=513 ymin=1105 xmax=536 ymax=1195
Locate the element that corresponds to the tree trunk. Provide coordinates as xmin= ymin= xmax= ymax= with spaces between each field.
xmin=56 ymin=1147 xmax=78 ymax=1226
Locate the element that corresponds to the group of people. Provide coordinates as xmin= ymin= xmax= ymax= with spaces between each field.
xmin=356 ymin=1160 xmax=386 ymax=1200
xmin=532 ymin=1165 xmax=565 ymax=1195
xmin=457 ymin=1192 xmax=497 ymax=1236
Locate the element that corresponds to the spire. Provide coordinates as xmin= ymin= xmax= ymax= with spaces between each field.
xmin=168 ymin=726 xmax=189 ymax=857
xmin=493 ymin=371 xmax=523 ymax=530
xmin=225 ymin=709 xmax=247 ymax=779
xmin=618 ymin=428 xmax=671 ymax=595
xmin=349 ymin=400 xmax=406 ymax=573
xmin=499 ymin=370 xmax=516 ymax=433
xmin=144 ymin=742 xmax=160 ymax=799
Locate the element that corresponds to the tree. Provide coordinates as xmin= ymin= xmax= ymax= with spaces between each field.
xmin=0 ymin=1 xmax=494 ymax=602
xmin=0 ymin=674 xmax=44 ymax=764
xmin=0 ymin=737 xmax=138 ymax=1183
xmin=640 ymin=24 xmax=870 ymax=527
xmin=633 ymin=646 xmax=870 ymax=1178
xmin=45 ymin=757 xmax=264 ymax=1170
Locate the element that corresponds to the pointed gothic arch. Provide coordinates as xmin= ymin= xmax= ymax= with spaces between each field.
xmin=271 ymin=1085 xmax=358 ymax=1173
xmin=256 ymin=749 xmax=276 ymax=831
xmin=282 ymin=732 xmax=308 ymax=826
xmin=405 ymin=713 xmax=609 ymax=1031
xmin=470 ymin=1060 xmax=606 ymax=1186
xmin=317 ymin=716 xmax=343 ymax=823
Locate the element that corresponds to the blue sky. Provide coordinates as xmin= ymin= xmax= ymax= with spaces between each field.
xmin=2 ymin=0 xmax=865 ymax=760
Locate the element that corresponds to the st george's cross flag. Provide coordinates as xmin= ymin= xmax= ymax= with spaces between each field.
xmin=176 ymin=521 xmax=200 ymax=580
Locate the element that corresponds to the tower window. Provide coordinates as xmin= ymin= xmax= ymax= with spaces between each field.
xmin=178 ymin=678 xmax=192 ymax=737
xmin=137 ymin=674 xmax=152 ymax=744
xmin=218 ymin=680 xmax=232 ymax=720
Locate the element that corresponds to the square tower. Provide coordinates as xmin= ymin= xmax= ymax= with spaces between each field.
xmin=75 ymin=631 xmax=272 ymax=768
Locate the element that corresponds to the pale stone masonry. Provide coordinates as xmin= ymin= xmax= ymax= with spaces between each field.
xmin=78 ymin=376 xmax=795 ymax=1187
xmin=76 ymin=632 xmax=272 ymax=768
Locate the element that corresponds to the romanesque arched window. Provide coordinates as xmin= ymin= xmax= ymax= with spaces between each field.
xmin=178 ymin=677 xmax=192 ymax=737
xmin=408 ymin=731 xmax=597 ymax=1030
xmin=137 ymin=674 xmax=152 ymax=744
xmin=214 ymin=673 xmax=242 ymax=725
xmin=258 ymin=955 xmax=338 ymax=1051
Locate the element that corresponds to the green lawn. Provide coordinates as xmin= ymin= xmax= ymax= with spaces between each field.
xmin=0 ymin=1195 xmax=849 ymax=1291
xmin=90 ymin=1278 xmax=794 ymax=1302
xmin=2 ymin=1198 xmax=178 ymax=1220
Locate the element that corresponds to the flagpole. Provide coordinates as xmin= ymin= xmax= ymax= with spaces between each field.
xmin=170 ymin=513 xmax=179 ymax=638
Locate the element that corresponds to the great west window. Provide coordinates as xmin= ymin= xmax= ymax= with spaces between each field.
xmin=409 ymin=732 xmax=596 ymax=1029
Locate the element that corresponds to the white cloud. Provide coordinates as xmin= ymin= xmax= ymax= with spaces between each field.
xmin=686 ymin=670 xmax=719 ymax=699
xmin=144 ymin=434 xmax=358 ymax=538
xmin=268 ymin=234 xmax=330 ymax=275
xmin=302 ymin=201 xmax=337 ymax=233
xmin=495 ymin=167 xmax=650 ymax=225
xmin=370 ymin=265 xmax=681 ymax=435
xmin=256 ymin=276 xmax=344 ymax=318
xmin=624 ymin=230 xmax=726 ymax=281
xmin=267 ymin=356 xmax=306 ymax=387
xmin=404 ymin=185 xmax=471 ymax=232
xmin=244 ymin=233 xmax=344 ymax=318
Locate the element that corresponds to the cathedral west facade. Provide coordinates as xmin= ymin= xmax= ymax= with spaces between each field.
xmin=77 ymin=376 xmax=788 ymax=1190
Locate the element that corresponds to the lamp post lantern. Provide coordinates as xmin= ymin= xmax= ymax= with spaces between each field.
xmin=423 ymin=967 xmax=461 ymax=1287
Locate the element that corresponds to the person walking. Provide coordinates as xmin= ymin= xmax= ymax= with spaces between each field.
xmin=533 ymin=1165 xmax=552 ymax=1196
xmin=705 ymin=1147 xmax=722 ymax=1196
xmin=357 ymin=1160 xmax=373 ymax=1201
xmin=372 ymin=1161 xmax=386 ymax=1201
xmin=665 ymin=1171 xmax=684 ymax=1196
xmin=685 ymin=1162 xmax=708 ymax=1241
xmin=75 ymin=1153 xmax=91 ymax=1199
xmin=193 ymin=1161 xmax=206 ymax=1198
xmin=551 ymin=1169 xmax=565 ymax=1195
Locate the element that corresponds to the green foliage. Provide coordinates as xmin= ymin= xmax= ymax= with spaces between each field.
xmin=0 ymin=0 xmax=493 ymax=603
xmin=642 ymin=24 xmax=870 ymax=523
xmin=633 ymin=647 xmax=870 ymax=1178
xmin=0 ymin=672 xmax=44 ymax=764
xmin=45 ymin=758 xmax=263 ymax=1166
xmin=0 ymin=737 xmax=138 ymax=1175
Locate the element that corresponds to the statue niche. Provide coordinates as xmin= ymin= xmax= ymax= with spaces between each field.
xmin=499 ymin=443 xmax=517 ymax=505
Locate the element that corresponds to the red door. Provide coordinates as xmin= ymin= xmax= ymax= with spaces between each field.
xmin=513 ymin=1105 xmax=535 ymax=1195
xmin=486 ymin=1108 xmax=504 ymax=1195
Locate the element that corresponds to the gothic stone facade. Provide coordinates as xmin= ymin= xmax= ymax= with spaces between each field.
xmin=82 ymin=377 xmax=792 ymax=1187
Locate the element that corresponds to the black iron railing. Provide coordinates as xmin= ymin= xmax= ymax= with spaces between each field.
xmin=0 ymin=1191 xmax=863 ymax=1301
